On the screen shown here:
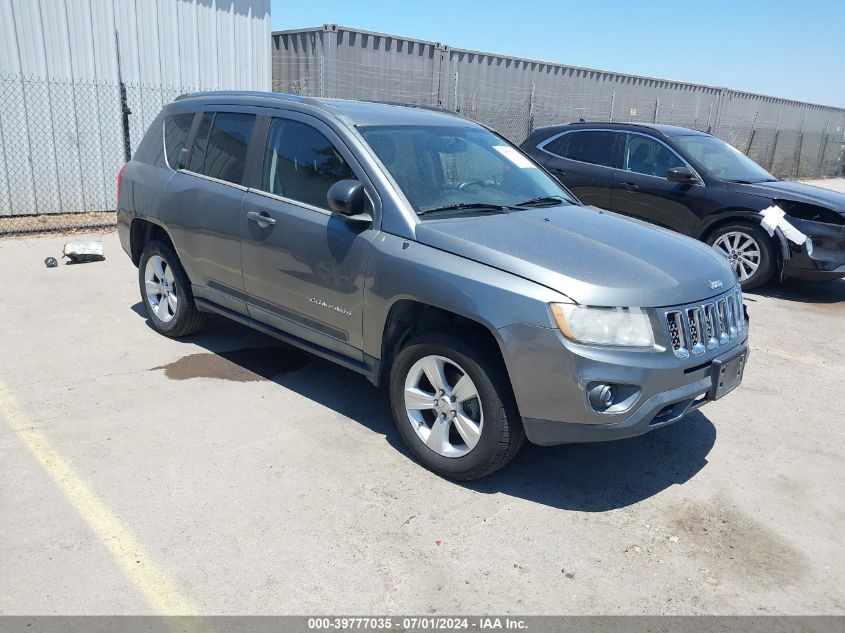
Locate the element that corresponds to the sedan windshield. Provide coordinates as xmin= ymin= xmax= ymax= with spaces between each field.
xmin=359 ymin=124 xmax=576 ymax=218
xmin=674 ymin=135 xmax=776 ymax=183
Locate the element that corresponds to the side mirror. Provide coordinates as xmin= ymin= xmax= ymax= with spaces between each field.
xmin=176 ymin=147 xmax=190 ymax=170
xmin=327 ymin=180 xmax=371 ymax=222
xmin=666 ymin=166 xmax=698 ymax=184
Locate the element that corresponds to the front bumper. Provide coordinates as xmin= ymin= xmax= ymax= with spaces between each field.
xmin=522 ymin=374 xmax=713 ymax=445
xmin=782 ymin=216 xmax=845 ymax=281
xmin=498 ymin=317 xmax=748 ymax=446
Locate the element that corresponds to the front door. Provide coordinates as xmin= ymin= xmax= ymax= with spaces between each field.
xmin=611 ymin=132 xmax=707 ymax=235
xmin=240 ymin=113 xmax=378 ymax=359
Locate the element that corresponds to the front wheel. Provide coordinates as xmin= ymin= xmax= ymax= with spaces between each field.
xmin=707 ymin=222 xmax=775 ymax=290
xmin=389 ymin=332 xmax=524 ymax=480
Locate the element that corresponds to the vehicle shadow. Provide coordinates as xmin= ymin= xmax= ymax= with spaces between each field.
xmin=748 ymin=277 xmax=845 ymax=304
xmin=135 ymin=306 xmax=717 ymax=512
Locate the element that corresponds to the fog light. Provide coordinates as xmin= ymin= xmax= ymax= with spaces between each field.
xmin=588 ymin=384 xmax=615 ymax=410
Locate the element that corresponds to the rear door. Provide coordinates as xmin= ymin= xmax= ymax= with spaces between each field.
xmin=536 ymin=130 xmax=620 ymax=209
xmin=160 ymin=109 xmax=258 ymax=314
xmin=610 ymin=132 xmax=707 ymax=234
xmin=240 ymin=112 xmax=379 ymax=359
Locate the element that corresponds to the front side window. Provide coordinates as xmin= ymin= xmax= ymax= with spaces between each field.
xmin=261 ymin=118 xmax=354 ymax=210
xmin=673 ymin=134 xmax=775 ymax=183
xmin=164 ymin=112 xmax=195 ymax=168
xmin=559 ymin=131 xmax=618 ymax=167
xmin=360 ymin=124 xmax=575 ymax=217
xmin=622 ymin=134 xmax=685 ymax=178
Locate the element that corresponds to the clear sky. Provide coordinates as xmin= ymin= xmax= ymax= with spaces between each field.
xmin=270 ymin=0 xmax=843 ymax=107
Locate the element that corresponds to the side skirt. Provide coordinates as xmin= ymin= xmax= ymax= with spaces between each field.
xmin=194 ymin=297 xmax=383 ymax=385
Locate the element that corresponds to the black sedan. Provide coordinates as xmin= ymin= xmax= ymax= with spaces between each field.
xmin=520 ymin=122 xmax=845 ymax=289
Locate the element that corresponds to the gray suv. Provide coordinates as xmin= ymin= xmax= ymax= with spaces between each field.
xmin=117 ymin=92 xmax=748 ymax=480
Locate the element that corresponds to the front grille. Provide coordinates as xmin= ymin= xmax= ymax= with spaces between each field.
xmin=664 ymin=289 xmax=745 ymax=358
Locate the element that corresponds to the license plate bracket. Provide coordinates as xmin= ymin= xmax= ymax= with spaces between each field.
xmin=710 ymin=345 xmax=747 ymax=400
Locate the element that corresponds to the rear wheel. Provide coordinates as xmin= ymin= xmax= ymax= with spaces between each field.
xmin=389 ymin=331 xmax=524 ymax=480
xmin=707 ymin=222 xmax=774 ymax=290
xmin=138 ymin=240 xmax=206 ymax=337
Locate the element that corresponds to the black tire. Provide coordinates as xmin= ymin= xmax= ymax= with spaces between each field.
xmin=389 ymin=330 xmax=525 ymax=480
xmin=138 ymin=240 xmax=206 ymax=337
xmin=706 ymin=221 xmax=775 ymax=290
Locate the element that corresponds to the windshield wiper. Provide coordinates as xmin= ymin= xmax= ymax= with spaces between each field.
xmin=417 ymin=203 xmax=509 ymax=217
xmin=510 ymin=195 xmax=568 ymax=208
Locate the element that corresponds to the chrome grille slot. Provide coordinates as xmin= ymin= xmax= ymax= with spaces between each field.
xmin=666 ymin=311 xmax=688 ymax=358
xmin=685 ymin=307 xmax=705 ymax=355
xmin=734 ymin=290 xmax=745 ymax=332
xmin=725 ymin=295 xmax=737 ymax=338
xmin=703 ymin=303 xmax=718 ymax=350
xmin=717 ymin=299 xmax=729 ymax=343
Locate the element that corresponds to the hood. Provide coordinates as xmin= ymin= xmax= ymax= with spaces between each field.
xmin=414 ymin=205 xmax=736 ymax=307
xmin=725 ymin=180 xmax=845 ymax=213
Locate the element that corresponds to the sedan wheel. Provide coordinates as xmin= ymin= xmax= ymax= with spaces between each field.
xmin=403 ymin=354 xmax=483 ymax=459
xmin=712 ymin=230 xmax=761 ymax=282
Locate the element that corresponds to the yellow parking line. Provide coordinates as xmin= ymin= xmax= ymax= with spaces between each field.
xmin=0 ymin=379 xmax=198 ymax=615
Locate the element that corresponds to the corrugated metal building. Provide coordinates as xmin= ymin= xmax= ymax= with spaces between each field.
xmin=273 ymin=24 xmax=845 ymax=180
xmin=0 ymin=0 xmax=271 ymax=220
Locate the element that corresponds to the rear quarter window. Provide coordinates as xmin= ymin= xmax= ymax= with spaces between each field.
xmin=164 ymin=112 xmax=196 ymax=169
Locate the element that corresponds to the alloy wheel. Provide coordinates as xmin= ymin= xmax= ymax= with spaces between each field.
xmin=403 ymin=355 xmax=483 ymax=458
xmin=712 ymin=231 xmax=761 ymax=282
xmin=144 ymin=255 xmax=177 ymax=323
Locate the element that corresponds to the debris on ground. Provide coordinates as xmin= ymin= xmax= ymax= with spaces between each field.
xmin=63 ymin=240 xmax=105 ymax=264
xmin=44 ymin=257 xmax=58 ymax=268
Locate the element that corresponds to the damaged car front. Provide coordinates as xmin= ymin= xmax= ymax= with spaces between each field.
xmin=732 ymin=183 xmax=845 ymax=281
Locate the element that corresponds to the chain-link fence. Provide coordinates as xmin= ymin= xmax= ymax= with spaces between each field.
xmin=0 ymin=73 xmax=200 ymax=236
xmin=3 ymin=58 xmax=845 ymax=237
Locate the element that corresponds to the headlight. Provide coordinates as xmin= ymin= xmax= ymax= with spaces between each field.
xmin=550 ymin=304 xmax=655 ymax=347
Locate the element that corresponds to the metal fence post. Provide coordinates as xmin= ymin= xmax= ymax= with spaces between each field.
xmin=653 ymin=97 xmax=659 ymax=123
xmin=768 ymin=110 xmax=781 ymax=173
xmin=609 ymin=91 xmax=615 ymax=122
xmin=793 ymin=113 xmax=806 ymax=177
xmin=744 ymin=108 xmax=759 ymax=156
xmin=816 ymin=115 xmax=831 ymax=176
xmin=115 ymin=30 xmax=132 ymax=163
xmin=527 ymin=82 xmax=535 ymax=137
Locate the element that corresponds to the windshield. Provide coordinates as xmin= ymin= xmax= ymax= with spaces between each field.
xmin=674 ymin=135 xmax=776 ymax=183
xmin=359 ymin=124 xmax=577 ymax=218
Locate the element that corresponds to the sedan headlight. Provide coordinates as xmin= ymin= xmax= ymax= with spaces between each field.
xmin=550 ymin=304 xmax=655 ymax=347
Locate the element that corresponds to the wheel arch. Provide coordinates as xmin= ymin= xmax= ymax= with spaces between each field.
xmin=696 ymin=209 xmax=790 ymax=277
xmin=376 ymin=299 xmax=511 ymax=389
xmin=129 ymin=218 xmax=175 ymax=267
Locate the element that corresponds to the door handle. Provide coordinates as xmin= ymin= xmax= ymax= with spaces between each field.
xmin=247 ymin=211 xmax=276 ymax=227
xmin=619 ymin=182 xmax=640 ymax=192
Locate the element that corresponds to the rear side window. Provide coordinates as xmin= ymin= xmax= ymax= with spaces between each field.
xmin=188 ymin=112 xmax=255 ymax=185
xmin=164 ymin=113 xmax=195 ymax=168
xmin=550 ymin=130 xmax=618 ymax=167
xmin=260 ymin=118 xmax=354 ymax=210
